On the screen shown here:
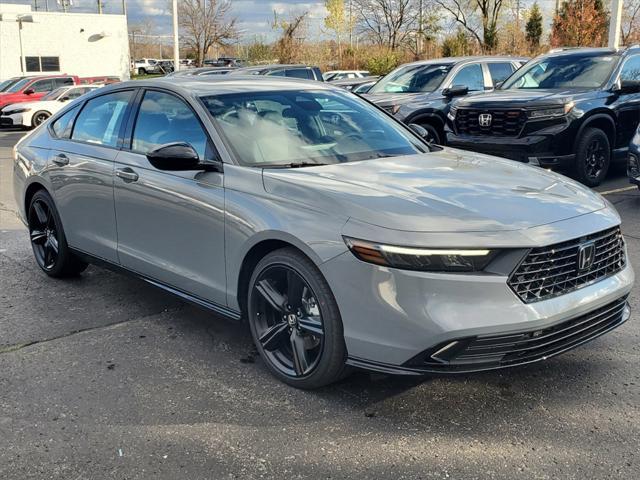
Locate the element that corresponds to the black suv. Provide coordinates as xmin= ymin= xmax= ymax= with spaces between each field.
xmin=447 ymin=47 xmax=640 ymax=186
xmin=364 ymin=56 xmax=527 ymax=144
xmin=230 ymin=64 xmax=324 ymax=82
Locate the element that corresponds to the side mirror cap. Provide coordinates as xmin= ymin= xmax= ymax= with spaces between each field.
xmin=146 ymin=142 xmax=222 ymax=172
xmin=59 ymin=96 xmax=70 ymax=102
xmin=442 ymin=85 xmax=469 ymax=98
xmin=24 ymin=88 xmax=35 ymax=95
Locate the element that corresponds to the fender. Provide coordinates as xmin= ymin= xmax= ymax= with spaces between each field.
xmin=405 ymin=109 xmax=447 ymax=128
xmin=574 ymin=112 xmax=617 ymax=151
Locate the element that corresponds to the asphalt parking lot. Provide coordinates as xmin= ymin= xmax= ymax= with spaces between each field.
xmin=0 ymin=128 xmax=638 ymax=480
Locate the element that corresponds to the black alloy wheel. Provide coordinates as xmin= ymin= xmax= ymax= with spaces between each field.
xmin=575 ymin=127 xmax=610 ymax=187
xmin=247 ymin=248 xmax=347 ymax=388
xmin=420 ymin=123 xmax=442 ymax=145
xmin=28 ymin=190 xmax=87 ymax=277
xmin=32 ymin=111 xmax=50 ymax=128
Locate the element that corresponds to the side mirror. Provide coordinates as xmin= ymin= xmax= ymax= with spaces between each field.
xmin=494 ymin=81 xmax=504 ymax=89
xmin=24 ymin=88 xmax=35 ymax=95
xmin=59 ymin=96 xmax=70 ymax=102
xmin=146 ymin=142 xmax=221 ymax=172
xmin=408 ymin=123 xmax=429 ymax=139
xmin=618 ymin=80 xmax=640 ymax=94
xmin=442 ymin=85 xmax=469 ymax=98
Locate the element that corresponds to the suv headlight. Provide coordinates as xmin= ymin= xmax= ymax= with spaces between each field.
xmin=447 ymin=106 xmax=458 ymax=121
xmin=343 ymin=237 xmax=497 ymax=272
xmin=527 ymin=102 xmax=574 ymax=119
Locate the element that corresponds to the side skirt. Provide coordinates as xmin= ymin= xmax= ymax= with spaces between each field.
xmin=70 ymin=248 xmax=242 ymax=321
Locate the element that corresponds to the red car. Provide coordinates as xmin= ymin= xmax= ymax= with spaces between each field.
xmin=0 ymin=75 xmax=79 ymax=111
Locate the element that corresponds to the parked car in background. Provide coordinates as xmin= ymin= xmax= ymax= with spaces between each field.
xmin=157 ymin=60 xmax=175 ymax=74
xmin=0 ymin=75 xmax=79 ymax=111
xmin=230 ymin=64 xmax=324 ymax=81
xmin=331 ymin=76 xmax=380 ymax=93
xmin=446 ymin=47 xmax=640 ymax=186
xmin=0 ymin=84 xmax=99 ymax=128
xmin=365 ymin=56 xmax=527 ymax=144
xmin=628 ymin=126 xmax=640 ymax=190
xmin=204 ymin=57 xmax=245 ymax=67
xmin=323 ymin=70 xmax=370 ymax=81
xmin=0 ymin=76 xmax=27 ymax=93
xmin=80 ymin=76 xmax=120 ymax=85
xmin=12 ymin=77 xmax=634 ymax=389
xmin=132 ymin=59 xmax=159 ymax=75
xmin=167 ymin=67 xmax=236 ymax=77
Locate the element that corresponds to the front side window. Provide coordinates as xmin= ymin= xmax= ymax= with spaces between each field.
xmin=132 ymin=90 xmax=209 ymax=159
xmin=201 ymin=89 xmax=425 ymax=167
xmin=286 ymin=69 xmax=313 ymax=80
xmin=502 ymin=53 xmax=618 ymax=89
xmin=620 ymin=56 xmax=640 ymax=82
xmin=30 ymin=80 xmax=54 ymax=93
xmin=51 ymin=106 xmax=80 ymax=138
xmin=450 ymin=64 xmax=484 ymax=91
xmin=487 ymin=62 xmax=515 ymax=85
xmin=72 ymin=91 xmax=132 ymax=147
xmin=369 ymin=63 xmax=453 ymax=94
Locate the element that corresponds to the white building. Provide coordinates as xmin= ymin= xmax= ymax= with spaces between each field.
xmin=0 ymin=4 xmax=130 ymax=80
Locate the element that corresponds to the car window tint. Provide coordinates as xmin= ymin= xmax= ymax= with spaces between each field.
xmin=31 ymin=80 xmax=54 ymax=93
xmin=51 ymin=106 xmax=79 ymax=138
xmin=450 ymin=64 xmax=484 ymax=91
xmin=132 ymin=90 xmax=208 ymax=159
xmin=54 ymin=78 xmax=74 ymax=87
xmin=620 ymin=56 xmax=640 ymax=82
xmin=487 ymin=63 xmax=515 ymax=85
xmin=286 ymin=69 xmax=313 ymax=79
xmin=72 ymin=91 xmax=132 ymax=147
xmin=266 ymin=69 xmax=286 ymax=77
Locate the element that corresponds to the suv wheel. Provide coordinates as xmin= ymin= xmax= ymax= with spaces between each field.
xmin=137 ymin=68 xmax=146 ymax=75
xmin=574 ymin=128 xmax=610 ymax=187
xmin=419 ymin=123 xmax=442 ymax=145
xmin=28 ymin=190 xmax=88 ymax=277
xmin=247 ymin=248 xmax=348 ymax=389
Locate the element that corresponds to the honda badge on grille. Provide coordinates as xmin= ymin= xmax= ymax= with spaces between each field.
xmin=478 ymin=113 xmax=492 ymax=127
xmin=577 ymin=241 xmax=596 ymax=271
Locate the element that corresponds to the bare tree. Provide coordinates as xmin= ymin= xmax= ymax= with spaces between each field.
xmin=622 ymin=0 xmax=640 ymax=45
xmin=353 ymin=0 xmax=418 ymax=50
xmin=435 ymin=0 xmax=505 ymax=51
xmin=272 ymin=11 xmax=308 ymax=63
xmin=178 ymin=0 xmax=238 ymax=66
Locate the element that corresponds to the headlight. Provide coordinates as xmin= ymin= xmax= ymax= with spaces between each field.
xmin=447 ymin=106 xmax=458 ymax=121
xmin=343 ymin=237 xmax=498 ymax=272
xmin=5 ymin=107 xmax=30 ymax=115
xmin=527 ymin=102 xmax=574 ymax=119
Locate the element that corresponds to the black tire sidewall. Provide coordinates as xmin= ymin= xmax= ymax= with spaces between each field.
xmin=575 ymin=128 xmax=610 ymax=187
xmin=419 ymin=123 xmax=442 ymax=145
xmin=32 ymin=111 xmax=50 ymax=128
xmin=247 ymin=248 xmax=347 ymax=389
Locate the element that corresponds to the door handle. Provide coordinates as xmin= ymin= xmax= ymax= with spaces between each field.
xmin=115 ymin=168 xmax=139 ymax=182
xmin=51 ymin=153 xmax=69 ymax=166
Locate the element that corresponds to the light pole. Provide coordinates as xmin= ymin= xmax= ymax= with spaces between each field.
xmin=7 ymin=14 xmax=36 ymax=74
xmin=172 ymin=0 xmax=180 ymax=72
xmin=609 ymin=0 xmax=623 ymax=48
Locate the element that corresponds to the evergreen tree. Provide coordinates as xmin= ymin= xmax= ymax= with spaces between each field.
xmin=525 ymin=3 xmax=543 ymax=48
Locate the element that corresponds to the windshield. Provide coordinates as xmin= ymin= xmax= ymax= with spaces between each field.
xmin=369 ymin=63 xmax=452 ymax=94
xmin=201 ymin=89 xmax=425 ymax=167
xmin=502 ymin=54 xmax=617 ymax=89
xmin=5 ymin=78 xmax=32 ymax=93
xmin=42 ymin=87 xmax=67 ymax=101
xmin=0 ymin=78 xmax=20 ymax=92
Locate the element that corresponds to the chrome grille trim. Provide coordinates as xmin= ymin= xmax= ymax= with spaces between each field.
xmin=508 ymin=227 xmax=626 ymax=303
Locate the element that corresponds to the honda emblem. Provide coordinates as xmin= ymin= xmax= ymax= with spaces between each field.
xmin=478 ymin=113 xmax=492 ymax=127
xmin=577 ymin=241 xmax=596 ymax=272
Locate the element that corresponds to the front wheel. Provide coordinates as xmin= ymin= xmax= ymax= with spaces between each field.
xmin=247 ymin=248 xmax=347 ymax=389
xmin=419 ymin=123 xmax=443 ymax=145
xmin=31 ymin=111 xmax=51 ymax=128
xmin=574 ymin=128 xmax=610 ymax=187
xmin=28 ymin=190 xmax=88 ymax=277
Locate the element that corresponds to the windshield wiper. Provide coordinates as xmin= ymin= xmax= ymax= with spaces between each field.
xmin=260 ymin=162 xmax=331 ymax=169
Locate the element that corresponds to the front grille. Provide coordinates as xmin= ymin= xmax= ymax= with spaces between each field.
xmin=508 ymin=227 xmax=625 ymax=303
xmin=413 ymin=296 xmax=628 ymax=371
xmin=455 ymin=108 xmax=526 ymax=136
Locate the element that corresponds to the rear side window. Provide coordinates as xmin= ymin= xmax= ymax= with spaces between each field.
xmin=54 ymin=77 xmax=74 ymax=87
xmin=131 ymin=90 xmax=209 ymax=159
xmin=266 ymin=69 xmax=286 ymax=77
xmin=286 ymin=68 xmax=313 ymax=80
xmin=72 ymin=91 xmax=132 ymax=147
xmin=620 ymin=56 xmax=640 ymax=81
xmin=51 ymin=106 xmax=79 ymax=138
xmin=487 ymin=63 xmax=515 ymax=85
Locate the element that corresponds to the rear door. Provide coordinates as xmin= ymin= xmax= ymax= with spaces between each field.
xmin=48 ymin=89 xmax=134 ymax=262
xmin=614 ymin=55 xmax=640 ymax=147
xmin=113 ymin=88 xmax=227 ymax=305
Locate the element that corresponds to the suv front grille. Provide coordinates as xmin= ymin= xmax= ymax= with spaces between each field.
xmin=508 ymin=227 xmax=626 ymax=303
xmin=455 ymin=108 xmax=526 ymax=136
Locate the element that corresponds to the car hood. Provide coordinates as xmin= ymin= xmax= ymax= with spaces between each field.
xmin=454 ymin=88 xmax=596 ymax=108
xmin=2 ymin=100 xmax=43 ymax=111
xmin=262 ymin=148 xmax=606 ymax=233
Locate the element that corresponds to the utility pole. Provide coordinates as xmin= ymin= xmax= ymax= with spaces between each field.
xmin=98 ymin=0 xmax=102 ymax=14
xmin=417 ymin=0 xmax=423 ymax=55
xmin=172 ymin=0 xmax=180 ymax=72
xmin=348 ymin=0 xmax=353 ymax=49
xmin=609 ymin=0 xmax=623 ymax=48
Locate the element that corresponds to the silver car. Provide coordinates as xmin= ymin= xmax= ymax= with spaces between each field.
xmin=12 ymin=77 xmax=634 ymax=389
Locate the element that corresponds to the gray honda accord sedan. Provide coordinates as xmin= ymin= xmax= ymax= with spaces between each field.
xmin=12 ymin=77 xmax=634 ymax=388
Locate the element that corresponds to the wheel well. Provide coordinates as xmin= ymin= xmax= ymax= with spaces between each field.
xmin=410 ymin=115 xmax=445 ymax=140
xmin=579 ymin=116 xmax=616 ymax=151
xmin=236 ymin=239 xmax=303 ymax=318
xmin=24 ymin=182 xmax=47 ymax=216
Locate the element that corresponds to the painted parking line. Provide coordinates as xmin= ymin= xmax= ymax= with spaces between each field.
xmin=599 ymin=186 xmax=638 ymax=195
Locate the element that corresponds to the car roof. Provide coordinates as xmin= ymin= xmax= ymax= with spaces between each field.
xmin=232 ymin=64 xmax=317 ymax=73
xmin=400 ymin=56 xmax=529 ymax=68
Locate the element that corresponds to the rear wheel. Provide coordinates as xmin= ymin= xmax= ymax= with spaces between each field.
xmin=137 ymin=68 xmax=146 ymax=75
xmin=247 ymin=248 xmax=347 ymax=389
xmin=28 ymin=190 xmax=88 ymax=277
xmin=574 ymin=128 xmax=610 ymax=187
xmin=31 ymin=111 xmax=51 ymax=128
xmin=418 ymin=123 xmax=442 ymax=145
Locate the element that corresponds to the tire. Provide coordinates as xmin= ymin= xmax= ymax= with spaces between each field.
xmin=247 ymin=247 xmax=348 ymax=389
xmin=31 ymin=111 xmax=51 ymax=128
xmin=574 ymin=127 xmax=610 ymax=187
xmin=138 ymin=68 xmax=146 ymax=75
xmin=28 ymin=190 xmax=88 ymax=278
xmin=419 ymin=123 xmax=443 ymax=145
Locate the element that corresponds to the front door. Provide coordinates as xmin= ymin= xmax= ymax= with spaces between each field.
xmin=614 ymin=55 xmax=640 ymax=147
xmin=113 ymin=89 xmax=227 ymax=305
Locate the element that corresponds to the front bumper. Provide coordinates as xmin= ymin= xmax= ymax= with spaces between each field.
xmin=0 ymin=113 xmax=24 ymax=127
xmin=320 ymin=215 xmax=634 ymax=374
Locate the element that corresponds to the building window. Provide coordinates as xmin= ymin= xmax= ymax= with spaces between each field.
xmin=23 ymin=56 xmax=61 ymax=73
